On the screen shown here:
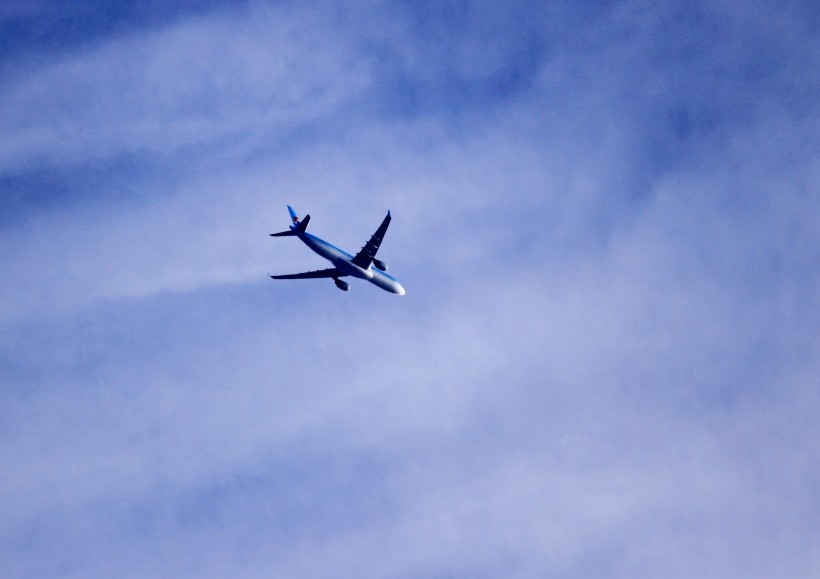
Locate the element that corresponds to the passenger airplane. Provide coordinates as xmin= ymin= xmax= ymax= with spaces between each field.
xmin=269 ymin=206 xmax=405 ymax=295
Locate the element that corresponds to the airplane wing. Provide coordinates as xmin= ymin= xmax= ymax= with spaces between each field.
xmin=270 ymin=267 xmax=346 ymax=280
xmin=351 ymin=211 xmax=391 ymax=269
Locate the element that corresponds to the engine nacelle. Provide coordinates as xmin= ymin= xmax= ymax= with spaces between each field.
xmin=334 ymin=279 xmax=349 ymax=291
xmin=373 ymin=259 xmax=388 ymax=271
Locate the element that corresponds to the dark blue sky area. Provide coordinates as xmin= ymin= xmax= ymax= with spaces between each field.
xmin=1 ymin=0 xmax=234 ymax=59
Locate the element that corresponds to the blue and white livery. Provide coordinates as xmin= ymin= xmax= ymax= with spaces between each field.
xmin=270 ymin=205 xmax=405 ymax=295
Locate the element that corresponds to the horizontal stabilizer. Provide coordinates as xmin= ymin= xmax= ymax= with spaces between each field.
xmin=270 ymin=213 xmax=310 ymax=237
xmin=295 ymin=214 xmax=310 ymax=232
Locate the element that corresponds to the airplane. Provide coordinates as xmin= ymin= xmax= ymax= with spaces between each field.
xmin=269 ymin=205 xmax=405 ymax=295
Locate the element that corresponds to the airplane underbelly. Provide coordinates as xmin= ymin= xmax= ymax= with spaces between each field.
xmin=370 ymin=270 xmax=405 ymax=294
xmin=336 ymin=259 xmax=373 ymax=280
xmin=305 ymin=238 xmax=337 ymax=261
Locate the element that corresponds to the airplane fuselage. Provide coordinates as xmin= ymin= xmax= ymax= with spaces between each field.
xmin=300 ymin=232 xmax=405 ymax=294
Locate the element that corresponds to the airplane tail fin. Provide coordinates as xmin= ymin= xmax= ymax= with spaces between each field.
xmin=270 ymin=205 xmax=310 ymax=237
xmin=287 ymin=205 xmax=300 ymax=226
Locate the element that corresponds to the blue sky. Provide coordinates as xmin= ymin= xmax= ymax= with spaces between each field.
xmin=1 ymin=1 xmax=818 ymax=577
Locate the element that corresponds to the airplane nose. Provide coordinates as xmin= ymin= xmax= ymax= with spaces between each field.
xmin=394 ymin=284 xmax=406 ymax=296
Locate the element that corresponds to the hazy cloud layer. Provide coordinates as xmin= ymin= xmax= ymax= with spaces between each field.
xmin=2 ymin=1 xmax=819 ymax=577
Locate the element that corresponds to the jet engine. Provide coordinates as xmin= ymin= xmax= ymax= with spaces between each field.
xmin=334 ymin=279 xmax=350 ymax=291
xmin=373 ymin=259 xmax=388 ymax=271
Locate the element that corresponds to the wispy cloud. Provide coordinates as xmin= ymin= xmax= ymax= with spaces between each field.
xmin=0 ymin=3 xmax=372 ymax=173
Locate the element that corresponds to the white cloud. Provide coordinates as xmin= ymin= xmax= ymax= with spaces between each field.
xmin=0 ymin=2 xmax=372 ymax=172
